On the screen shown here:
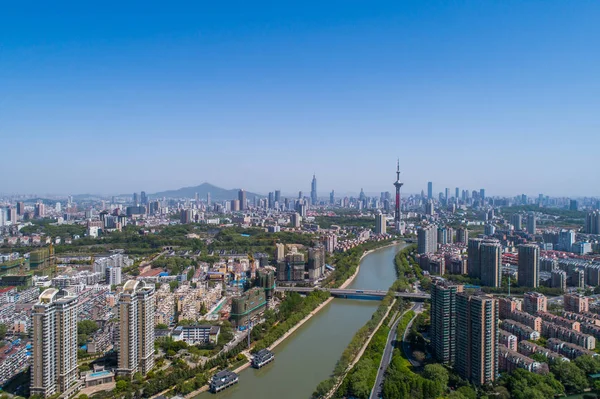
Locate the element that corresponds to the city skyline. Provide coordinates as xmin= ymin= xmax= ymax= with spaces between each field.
xmin=3 ymin=2 xmax=600 ymax=196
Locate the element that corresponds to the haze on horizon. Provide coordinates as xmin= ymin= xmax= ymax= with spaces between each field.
xmin=2 ymin=1 xmax=600 ymax=197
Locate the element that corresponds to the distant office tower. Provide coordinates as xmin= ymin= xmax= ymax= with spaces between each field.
xmin=484 ymin=223 xmax=496 ymax=236
xmin=558 ymin=229 xmax=575 ymax=252
xmin=330 ymin=190 xmax=335 ymax=205
xmin=34 ymin=202 xmax=45 ymax=218
xmin=518 ymin=244 xmax=540 ymax=288
xmin=298 ymin=191 xmax=302 ymax=199
xmin=230 ymin=199 xmax=240 ymax=212
xmin=117 ymin=281 xmax=155 ymax=377
xmin=267 ymin=192 xmax=274 ymax=209
xmin=551 ymin=270 xmax=567 ymax=292
xmin=455 ymin=187 xmax=460 ymax=201
xmin=526 ymin=212 xmax=536 ymax=234
xmin=445 ymin=188 xmax=450 ymax=202
xmin=417 ymin=225 xmax=437 ymax=254
xmin=16 ymin=201 xmax=24 ymax=216
xmin=274 ymin=190 xmax=281 ymax=204
xmin=31 ymin=289 xmax=79 ymax=398
xmin=427 ymin=182 xmax=433 ymax=199
xmin=456 ymin=228 xmax=469 ymax=244
xmin=431 ymin=281 xmax=464 ymax=364
xmin=586 ymin=211 xmax=600 ymax=234
xmin=523 ymin=292 xmax=547 ymax=314
xmin=133 ymin=192 xmax=139 ymax=205
xmin=140 ymin=191 xmax=148 ymax=205
xmin=311 ymin=174 xmax=318 ymax=205
xmin=207 ymin=192 xmax=211 ymax=206
xmin=511 ymin=214 xmax=522 ymax=231
xmin=375 ymin=212 xmax=386 ymax=235
xmin=467 ymin=238 xmax=483 ymax=278
xmin=480 ymin=189 xmax=486 ymax=203
xmin=106 ymin=266 xmax=122 ymax=286
xmin=480 ymin=241 xmax=502 ymax=288
xmin=291 ymin=213 xmax=302 ymax=228
xmin=570 ymin=199 xmax=579 ymax=211
xmin=238 ymin=189 xmax=247 ymax=210
xmin=455 ymin=293 xmax=498 ymax=385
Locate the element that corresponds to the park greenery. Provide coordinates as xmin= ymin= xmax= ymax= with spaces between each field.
xmin=77 ymin=320 xmax=99 ymax=347
xmin=314 ymin=215 xmax=375 ymax=229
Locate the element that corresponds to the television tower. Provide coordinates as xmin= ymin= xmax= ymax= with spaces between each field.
xmin=393 ymin=159 xmax=404 ymax=233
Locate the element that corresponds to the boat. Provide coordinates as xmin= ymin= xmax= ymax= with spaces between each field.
xmin=209 ymin=369 xmax=239 ymax=393
xmin=251 ymin=349 xmax=275 ymax=369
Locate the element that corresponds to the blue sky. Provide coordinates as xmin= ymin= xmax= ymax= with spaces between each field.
xmin=2 ymin=1 xmax=599 ymax=197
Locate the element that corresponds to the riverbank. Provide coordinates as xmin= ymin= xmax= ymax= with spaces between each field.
xmin=339 ymin=240 xmax=401 ymax=289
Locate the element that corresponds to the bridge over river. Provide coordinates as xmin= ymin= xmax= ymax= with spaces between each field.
xmin=275 ymin=286 xmax=430 ymax=301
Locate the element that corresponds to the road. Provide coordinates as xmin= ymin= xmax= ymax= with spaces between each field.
xmin=402 ymin=303 xmax=424 ymax=368
xmin=370 ymin=302 xmax=421 ymax=399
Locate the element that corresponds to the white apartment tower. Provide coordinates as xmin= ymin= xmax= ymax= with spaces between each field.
xmin=31 ymin=289 xmax=79 ymax=398
xmin=117 ymin=280 xmax=155 ymax=378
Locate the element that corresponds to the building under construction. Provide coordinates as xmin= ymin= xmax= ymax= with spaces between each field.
xmin=29 ymin=247 xmax=55 ymax=274
xmin=276 ymin=248 xmax=305 ymax=282
xmin=257 ymin=269 xmax=275 ymax=302
xmin=229 ymin=287 xmax=267 ymax=327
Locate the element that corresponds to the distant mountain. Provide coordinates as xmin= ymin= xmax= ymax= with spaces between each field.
xmin=151 ymin=183 xmax=263 ymax=201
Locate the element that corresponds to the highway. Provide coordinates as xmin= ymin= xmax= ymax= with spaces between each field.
xmin=369 ymin=302 xmax=421 ymax=399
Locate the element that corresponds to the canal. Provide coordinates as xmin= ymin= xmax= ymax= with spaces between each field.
xmin=199 ymin=242 xmax=406 ymax=399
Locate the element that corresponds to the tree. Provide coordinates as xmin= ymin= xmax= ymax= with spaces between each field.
xmin=0 ymin=324 xmax=7 ymax=339
xmin=77 ymin=320 xmax=99 ymax=335
xmin=575 ymin=355 xmax=600 ymax=375
xmin=156 ymin=323 xmax=169 ymax=330
xmin=422 ymin=364 xmax=449 ymax=388
xmin=455 ymin=386 xmax=477 ymax=399
xmin=551 ymin=359 xmax=589 ymax=393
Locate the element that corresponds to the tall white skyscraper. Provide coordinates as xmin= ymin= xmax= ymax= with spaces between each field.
xmin=375 ymin=212 xmax=387 ymax=235
xmin=31 ymin=289 xmax=79 ymax=398
xmin=117 ymin=280 xmax=155 ymax=377
xmin=106 ymin=266 xmax=122 ymax=286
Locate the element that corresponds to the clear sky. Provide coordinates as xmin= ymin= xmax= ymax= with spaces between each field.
xmin=2 ymin=1 xmax=599 ymax=197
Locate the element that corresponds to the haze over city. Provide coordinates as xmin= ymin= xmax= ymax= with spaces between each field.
xmin=2 ymin=1 xmax=600 ymax=196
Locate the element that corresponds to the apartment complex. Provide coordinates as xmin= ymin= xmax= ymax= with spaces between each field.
xmin=117 ymin=280 xmax=155 ymax=378
xmin=430 ymin=281 xmax=463 ymax=364
xmin=30 ymin=289 xmax=79 ymax=398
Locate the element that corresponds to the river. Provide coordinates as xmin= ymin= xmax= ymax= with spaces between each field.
xmin=199 ymin=242 xmax=405 ymax=399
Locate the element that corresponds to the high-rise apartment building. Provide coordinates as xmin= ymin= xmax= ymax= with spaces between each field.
xmin=31 ymin=289 xmax=79 ymax=398
xmin=518 ymin=244 xmax=539 ymax=288
xmin=456 ymin=228 xmax=469 ymax=244
xmin=34 ymin=203 xmax=45 ymax=218
xmin=431 ymin=282 xmax=464 ymax=364
xmin=558 ymin=229 xmax=576 ymax=252
xmin=467 ymin=238 xmax=483 ymax=278
xmin=238 ymin=189 xmax=247 ymax=211
xmin=523 ymin=292 xmax=547 ymax=314
xmin=480 ymin=242 xmax=502 ymax=288
xmin=140 ymin=191 xmax=148 ymax=205
xmin=511 ymin=214 xmax=522 ymax=231
xmin=106 ymin=266 xmax=122 ymax=286
xmin=527 ymin=212 xmax=536 ymax=234
xmin=455 ymin=293 xmax=498 ymax=385
xmin=274 ymin=190 xmax=281 ymax=204
xmin=16 ymin=201 xmax=24 ymax=216
xmin=375 ymin=212 xmax=386 ymax=235
xmin=586 ymin=211 xmax=600 ymax=234
xmin=564 ymin=293 xmax=589 ymax=313
xmin=417 ymin=225 xmax=437 ymax=254
xmin=117 ymin=281 xmax=155 ymax=378
xmin=551 ymin=270 xmax=567 ymax=292
xmin=291 ymin=213 xmax=302 ymax=228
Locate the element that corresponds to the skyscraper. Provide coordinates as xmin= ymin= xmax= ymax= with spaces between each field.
xmin=527 ymin=212 xmax=536 ymax=234
xmin=238 ymin=189 xmax=247 ymax=211
xmin=330 ymin=190 xmax=335 ymax=205
xmin=586 ymin=211 xmax=600 ymax=234
xmin=479 ymin=189 xmax=486 ymax=203
xmin=431 ymin=281 xmax=464 ymax=364
xmin=140 ymin=191 xmax=148 ymax=205
xmin=117 ymin=281 xmax=156 ymax=377
xmin=31 ymin=289 xmax=79 ymax=398
xmin=274 ymin=190 xmax=281 ymax=204
xmin=480 ymin=241 xmax=502 ymax=288
xmin=455 ymin=293 xmax=498 ymax=386
xmin=393 ymin=160 xmax=404 ymax=233
xmin=16 ymin=201 xmax=24 ymax=216
xmin=207 ymin=192 xmax=211 ymax=206
xmin=375 ymin=212 xmax=386 ymax=235
xmin=427 ymin=181 xmax=433 ymax=199
xmin=133 ymin=192 xmax=138 ymax=205
xmin=268 ymin=192 xmax=275 ymax=209
xmin=518 ymin=244 xmax=540 ymax=288
xmin=456 ymin=228 xmax=469 ymax=244
xmin=311 ymin=174 xmax=318 ymax=205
